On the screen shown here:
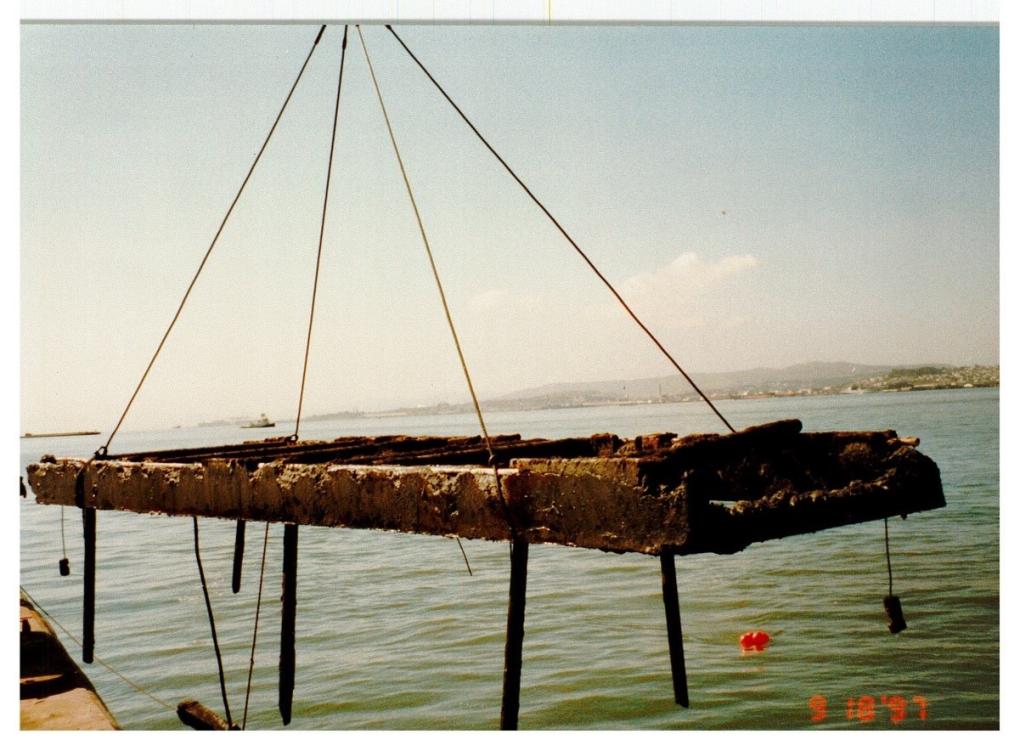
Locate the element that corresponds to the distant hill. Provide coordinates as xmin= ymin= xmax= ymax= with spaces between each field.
xmin=289 ymin=361 xmax=994 ymax=424
xmin=498 ymin=361 xmax=898 ymax=404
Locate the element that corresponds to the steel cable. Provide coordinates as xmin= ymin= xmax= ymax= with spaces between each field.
xmin=357 ymin=25 xmax=511 ymax=549
xmin=294 ymin=25 xmax=350 ymax=439
xmin=384 ymin=25 xmax=734 ymax=433
xmin=97 ymin=25 xmax=328 ymax=454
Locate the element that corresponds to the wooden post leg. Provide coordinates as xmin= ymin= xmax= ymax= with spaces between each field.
xmin=660 ymin=552 xmax=689 ymax=707
xmin=82 ymin=506 xmax=96 ymax=664
xmin=279 ymin=523 xmax=298 ymax=725
xmin=231 ymin=520 xmax=246 ymax=594
xmin=500 ymin=537 xmax=529 ymax=730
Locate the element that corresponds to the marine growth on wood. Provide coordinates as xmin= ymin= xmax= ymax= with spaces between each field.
xmin=27 ymin=420 xmax=945 ymax=556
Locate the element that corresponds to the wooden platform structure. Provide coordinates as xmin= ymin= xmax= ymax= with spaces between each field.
xmin=25 ymin=419 xmax=945 ymax=729
xmin=27 ymin=419 xmax=943 ymax=555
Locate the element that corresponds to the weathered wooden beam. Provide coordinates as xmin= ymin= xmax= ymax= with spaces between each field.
xmin=659 ymin=553 xmax=689 ymax=707
xmin=231 ymin=520 xmax=245 ymax=594
xmin=500 ymin=537 xmax=529 ymax=730
xmin=177 ymin=699 xmax=235 ymax=730
xmin=26 ymin=422 xmax=946 ymax=557
xmin=82 ymin=507 xmax=96 ymax=665
xmin=28 ymin=460 xmax=677 ymax=553
xmin=279 ymin=524 xmax=298 ymax=726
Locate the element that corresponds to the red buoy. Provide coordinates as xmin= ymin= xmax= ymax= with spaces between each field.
xmin=739 ymin=631 xmax=770 ymax=651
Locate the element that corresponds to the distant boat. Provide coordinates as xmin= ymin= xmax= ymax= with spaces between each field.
xmin=241 ymin=413 xmax=275 ymax=429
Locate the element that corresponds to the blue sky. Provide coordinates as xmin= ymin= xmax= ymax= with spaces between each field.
xmin=20 ymin=24 xmax=998 ymax=430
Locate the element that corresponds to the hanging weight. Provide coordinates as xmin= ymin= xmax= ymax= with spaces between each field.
xmin=884 ymin=595 xmax=907 ymax=634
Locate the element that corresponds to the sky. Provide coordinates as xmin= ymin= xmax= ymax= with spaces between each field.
xmin=20 ymin=23 xmax=999 ymax=432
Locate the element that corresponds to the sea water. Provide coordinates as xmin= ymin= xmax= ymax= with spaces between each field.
xmin=19 ymin=389 xmax=999 ymax=730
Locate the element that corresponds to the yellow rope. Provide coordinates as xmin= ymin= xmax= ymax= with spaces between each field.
xmin=357 ymin=26 xmax=512 ymax=542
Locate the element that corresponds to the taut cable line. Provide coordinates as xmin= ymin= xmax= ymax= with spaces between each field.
xmin=97 ymin=25 xmax=327 ymax=456
xmin=384 ymin=25 xmax=734 ymax=434
xmin=74 ymin=24 xmax=326 ymax=725
xmin=357 ymin=25 xmax=496 ymax=454
xmin=357 ymin=26 xmax=512 ymax=547
xmin=885 ymin=517 xmax=894 ymax=597
xmin=294 ymin=25 xmax=350 ymax=440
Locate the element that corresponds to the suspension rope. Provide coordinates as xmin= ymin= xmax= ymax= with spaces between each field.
xmin=20 ymin=586 xmax=176 ymax=712
xmin=241 ymin=522 xmax=271 ymax=729
xmin=96 ymin=25 xmax=327 ymax=455
xmin=357 ymin=26 xmax=496 ymax=455
xmin=294 ymin=25 xmax=350 ymax=439
xmin=191 ymin=517 xmax=234 ymax=727
xmin=455 ymin=536 xmax=474 ymax=576
xmin=384 ymin=25 xmax=734 ymax=434
xmin=884 ymin=517 xmax=894 ymax=597
xmin=357 ymin=26 xmax=511 ymax=550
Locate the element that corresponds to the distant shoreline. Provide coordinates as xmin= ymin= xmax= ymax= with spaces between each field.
xmin=187 ymin=382 xmax=999 ymax=429
xmin=357 ymin=381 xmax=1000 ymax=420
xmin=21 ymin=430 xmax=100 ymax=439
xmin=173 ymin=363 xmax=998 ymax=429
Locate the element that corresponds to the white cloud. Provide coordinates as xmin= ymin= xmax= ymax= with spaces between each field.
xmin=467 ymin=288 xmax=511 ymax=312
xmin=620 ymin=252 xmax=760 ymax=302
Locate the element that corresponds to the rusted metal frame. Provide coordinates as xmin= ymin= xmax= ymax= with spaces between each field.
xmin=648 ymin=422 xmax=902 ymax=480
xmin=227 ymin=433 xmax=597 ymax=467
xmin=500 ymin=536 xmax=529 ymax=730
xmin=659 ymin=552 xmax=689 ymax=707
xmin=109 ymin=433 xmax=415 ymax=462
xmin=368 ymin=435 xmax=621 ymax=468
xmin=281 ymin=434 xmax=525 ymax=466
xmin=109 ymin=434 xmax=403 ymax=463
xmin=109 ymin=433 xmax=514 ymax=464
xmin=107 ymin=433 xmax=620 ymax=468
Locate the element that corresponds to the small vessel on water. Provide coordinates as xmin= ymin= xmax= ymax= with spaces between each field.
xmin=242 ymin=413 xmax=275 ymax=429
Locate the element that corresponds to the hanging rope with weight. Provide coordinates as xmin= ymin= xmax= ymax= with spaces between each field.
xmin=883 ymin=518 xmax=907 ymax=633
